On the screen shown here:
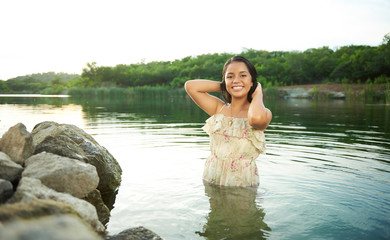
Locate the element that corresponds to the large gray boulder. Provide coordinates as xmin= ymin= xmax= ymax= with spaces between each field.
xmin=22 ymin=152 xmax=99 ymax=198
xmin=0 ymin=151 xmax=23 ymax=183
xmin=0 ymin=215 xmax=102 ymax=240
xmin=10 ymin=177 xmax=105 ymax=234
xmin=31 ymin=122 xmax=122 ymax=195
xmin=0 ymin=123 xmax=34 ymax=165
xmin=34 ymin=134 xmax=88 ymax=162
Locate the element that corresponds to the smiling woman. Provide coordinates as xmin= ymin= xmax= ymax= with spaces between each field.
xmin=184 ymin=56 xmax=272 ymax=187
xmin=221 ymin=56 xmax=258 ymax=104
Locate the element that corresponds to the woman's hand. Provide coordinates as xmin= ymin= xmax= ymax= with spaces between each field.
xmin=252 ymin=82 xmax=263 ymax=99
xmin=248 ymin=82 xmax=272 ymax=130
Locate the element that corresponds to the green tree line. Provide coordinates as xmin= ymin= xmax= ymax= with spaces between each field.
xmin=1 ymin=34 xmax=389 ymax=94
xmin=0 ymin=72 xmax=79 ymax=94
xmin=76 ymin=34 xmax=389 ymax=88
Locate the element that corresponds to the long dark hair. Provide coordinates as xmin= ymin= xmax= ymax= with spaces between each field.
xmin=220 ymin=56 xmax=258 ymax=103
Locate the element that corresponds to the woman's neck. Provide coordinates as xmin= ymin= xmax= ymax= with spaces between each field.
xmin=230 ymin=97 xmax=249 ymax=108
xmin=229 ymin=98 xmax=250 ymax=118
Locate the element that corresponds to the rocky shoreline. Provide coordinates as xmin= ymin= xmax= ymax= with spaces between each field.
xmin=0 ymin=122 xmax=162 ymax=240
xmin=276 ymin=82 xmax=389 ymax=100
xmin=277 ymin=83 xmax=346 ymax=99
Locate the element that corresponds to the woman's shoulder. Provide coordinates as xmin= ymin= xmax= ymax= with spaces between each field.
xmin=215 ymin=103 xmax=228 ymax=114
xmin=204 ymin=113 xmax=264 ymax=133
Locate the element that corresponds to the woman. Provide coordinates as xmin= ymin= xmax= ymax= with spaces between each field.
xmin=185 ymin=56 xmax=272 ymax=187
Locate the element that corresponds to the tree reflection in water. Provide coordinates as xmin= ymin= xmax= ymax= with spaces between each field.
xmin=197 ymin=182 xmax=271 ymax=239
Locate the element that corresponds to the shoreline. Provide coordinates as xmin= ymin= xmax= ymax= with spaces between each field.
xmin=1 ymin=82 xmax=389 ymax=102
xmin=273 ymin=82 xmax=389 ymax=101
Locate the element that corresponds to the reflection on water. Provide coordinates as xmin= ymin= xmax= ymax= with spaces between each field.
xmin=1 ymin=95 xmax=390 ymax=239
xmin=197 ymin=182 xmax=270 ymax=239
xmin=0 ymin=96 xmax=85 ymax=134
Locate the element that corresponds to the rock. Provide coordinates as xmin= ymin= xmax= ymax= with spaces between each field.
xmin=284 ymin=88 xmax=311 ymax=98
xmin=0 ymin=123 xmax=34 ymax=165
xmin=10 ymin=177 xmax=105 ymax=234
xmin=329 ymin=91 xmax=346 ymax=99
xmin=23 ymin=152 xmax=99 ymax=198
xmin=277 ymin=90 xmax=289 ymax=98
xmin=31 ymin=121 xmax=122 ymax=195
xmin=34 ymin=134 xmax=88 ymax=162
xmin=0 ymin=199 xmax=81 ymax=222
xmin=0 ymin=151 xmax=23 ymax=183
xmin=84 ymin=189 xmax=111 ymax=226
xmin=0 ymin=179 xmax=13 ymax=203
xmin=101 ymin=189 xmax=119 ymax=211
xmin=0 ymin=215 xmax=102 ymax=240
xmin=105 ymin=226 xmax=163 ymax=240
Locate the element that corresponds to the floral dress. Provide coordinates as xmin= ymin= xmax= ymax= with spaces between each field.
xmin=202 ymin=111 xmax=266 ymax=187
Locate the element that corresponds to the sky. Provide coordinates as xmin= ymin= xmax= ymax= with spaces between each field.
xmin=0 ymin=0 xmax=389 ymax=80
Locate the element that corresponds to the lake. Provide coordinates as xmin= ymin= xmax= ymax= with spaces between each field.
xmin=0 ymin=94 xmax=389 ymax=240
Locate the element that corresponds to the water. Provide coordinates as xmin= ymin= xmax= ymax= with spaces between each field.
xmin=1 ymin=95 xmax=389 ymax=239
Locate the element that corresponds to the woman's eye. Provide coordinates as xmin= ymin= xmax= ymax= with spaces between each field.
xmin=241 ymin=75 xmax=247 ymax=78
xmin=227 ymin=76 xmax=233 ymax=79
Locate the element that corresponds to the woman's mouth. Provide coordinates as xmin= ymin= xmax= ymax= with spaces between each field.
xmin=232 ymin=86 xmax=244 ymax=91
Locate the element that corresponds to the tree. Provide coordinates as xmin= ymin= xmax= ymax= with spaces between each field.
xmin=81 ymin=62 xmax=102 ymax=87
xmin=0 ymin=80 xmax=10 ymax=92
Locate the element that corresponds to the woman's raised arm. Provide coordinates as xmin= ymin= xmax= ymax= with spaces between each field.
xmin=248 ymin=83 xmax=272 ymax=130
xmin=184 ymin=80 xmax=225 ymax=116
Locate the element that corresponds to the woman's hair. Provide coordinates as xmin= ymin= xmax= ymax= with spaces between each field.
xmin=220 ymin=56 xmax=258 ymax=103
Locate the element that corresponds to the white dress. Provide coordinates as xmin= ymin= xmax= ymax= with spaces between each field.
xmin=202 ymin=111 xmax=266 ymax=187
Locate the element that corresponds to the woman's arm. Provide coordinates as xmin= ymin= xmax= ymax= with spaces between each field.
xmin=184 ymin=80 xmax=225 ymax=116
xmin=248 ymin=83 xmax=272 ymax=130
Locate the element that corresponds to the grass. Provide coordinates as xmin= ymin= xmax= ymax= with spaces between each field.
xmin=68 ymin=86 xmax=187 ymax=99
xmin=263 ymin=86 xmax=279 ymax=98
xmin=67 ymin=82 xmax=390 ymax=104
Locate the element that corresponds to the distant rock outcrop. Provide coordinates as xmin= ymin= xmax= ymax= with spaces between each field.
xmin=279 ymin=87 xmax=346 ymax=99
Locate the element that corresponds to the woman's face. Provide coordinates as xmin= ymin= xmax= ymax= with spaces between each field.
xmin=224 ymin=61 xmax=253 ymax=101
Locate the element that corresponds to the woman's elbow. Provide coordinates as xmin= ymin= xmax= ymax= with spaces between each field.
xmin=184 ymin=80 xmax=194 ymax=94
xmin=184 ymin=80 xmax=191 ymax=90
xmin=249 ymin=110 xmax=272 ymax=130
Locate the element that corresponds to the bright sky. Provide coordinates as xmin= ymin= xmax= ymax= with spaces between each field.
xmin=0 ymin=0 xmax=389 ymax=80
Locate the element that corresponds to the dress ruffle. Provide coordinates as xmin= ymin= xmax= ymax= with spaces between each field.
xmin=202 ymin=113 xmax=266 ymax=154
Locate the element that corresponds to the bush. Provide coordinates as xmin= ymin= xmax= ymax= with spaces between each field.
xmin=374 ymin=75 xmax=390 ymax=84
xmin=341 ymin=78 xmax=349 ymax=85
xmin=264 ymin=86 xmax=279 ymax=98
xmin=68 ymin=86 xmax=187 ymax=99
xmin=364 ymin=79 xmax=375 ymax=101
xmin=312 ymin=87 xmax=318 ymax=95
